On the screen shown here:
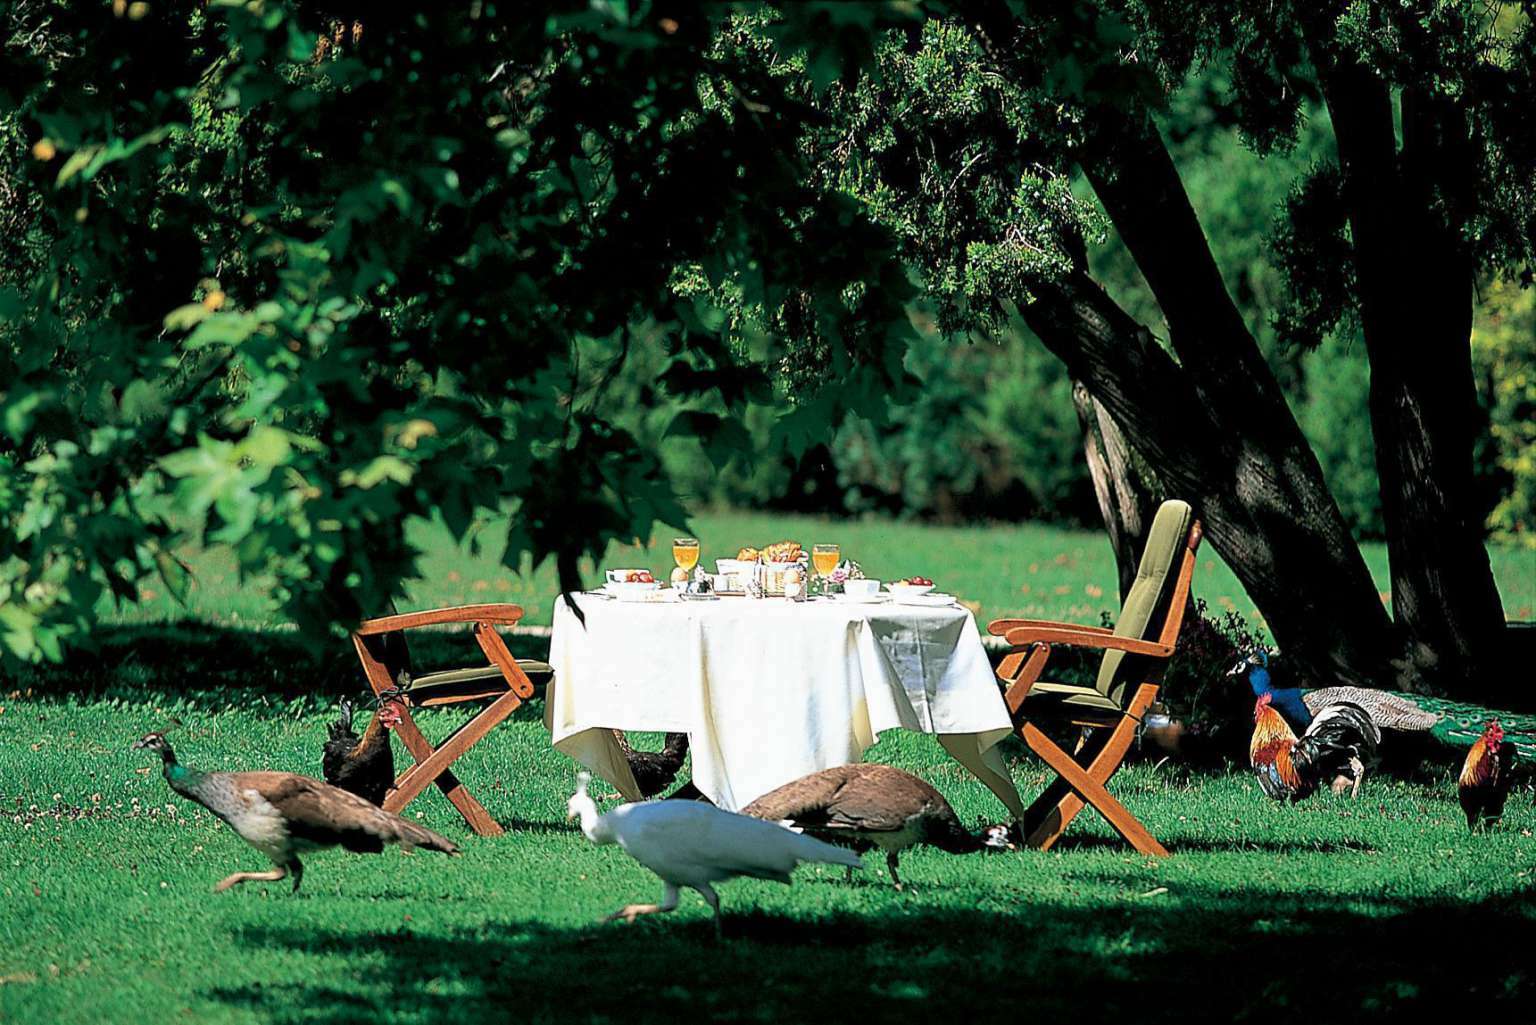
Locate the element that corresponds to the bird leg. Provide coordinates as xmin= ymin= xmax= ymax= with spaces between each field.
xmin=886 ymin=851 xmax=903 ymax=890
xmin=1349 ymin=758 xmax=1365 ymax=799
xmin=604 ymin=882 xmax=679 ymax=925
xmin=693 ymin=883 xmax=723 ymax=940
xmin=212 ymin=866 xmax=288 ymax=893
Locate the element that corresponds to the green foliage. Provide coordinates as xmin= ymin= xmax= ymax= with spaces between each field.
xmin=1473 ymin=277 xmax=1536 ymax=548
xmin=832 ymin=322 xmax=1094 ymax=521
xmin=1297 ymin=336 xmax=1384 ymax=537
xmin=0 ymin=2 xmax=921 ymax=659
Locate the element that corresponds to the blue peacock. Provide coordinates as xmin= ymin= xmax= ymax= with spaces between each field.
xmin=1226 ymin=648 xmax=1441 ymax=735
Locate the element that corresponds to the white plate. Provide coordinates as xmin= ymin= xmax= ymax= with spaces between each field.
xmin=608 ymin=580 xmax=660 ymax=597
xmin=615 ymin=586 xmax=676 ymax=603
xmin=831 ymin=592 xmax=889 ymax=604
xmin=893 ymin=592 xmax=956 ymax=607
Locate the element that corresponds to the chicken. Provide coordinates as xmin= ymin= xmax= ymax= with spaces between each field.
xmin=740 ymin=764 xmax=1012 ymax=887
xmin=609 ymin=731 xmax=689 ymax=798
xmin=1459 ymin=720 xmax=1520 ymax=831
xmin=1250 ymin=693 xmax=1380 ymax=802
xmin=133 ymin=731 xmax=457 ymax=893
xmin=565 ymin=771 xmax=860 ymax=936
xmin=321 ymin=696 xmax=403 ymax=806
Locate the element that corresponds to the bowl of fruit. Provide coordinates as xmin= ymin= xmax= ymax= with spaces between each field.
xmin=606 ymin=568 xmax=660 ymax=598
xmin=887 ymin=576 xmax=935 ymax=596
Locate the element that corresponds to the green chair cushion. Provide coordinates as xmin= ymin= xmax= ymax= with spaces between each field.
xmin=1095 ymin=499 xmax=1192 ymax=704
xmin=407 ymin=660 xmax=554 ymax=694
xmin=1024 ymin=680 xmax=1123 ymax=713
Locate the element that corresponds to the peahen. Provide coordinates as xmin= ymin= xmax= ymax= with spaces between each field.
xmin=134 ymin=731 xmax=458 ymax=892
xmin=740 ymin=764 xmax=1012 ymax=887
xmin=566 ymin=771 xmax=860 ymax=936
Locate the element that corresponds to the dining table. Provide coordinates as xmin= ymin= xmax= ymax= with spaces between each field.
xmin=545 ymin=589 xmax=1026 ymax=819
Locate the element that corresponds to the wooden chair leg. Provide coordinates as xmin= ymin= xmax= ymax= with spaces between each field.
xmin=384 ymin=700 xmax=509 ymax=835
xmin=1023 ymin=715 xmax=1136 ymax=849
xmin=1021 ymin=722 xmax=1167 ymax=856
xmin=1018 ymin=684 xmax=1165 ymax=855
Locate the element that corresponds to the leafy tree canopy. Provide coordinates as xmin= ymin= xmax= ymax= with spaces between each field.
xmin=0 ymin=1 xmax=921 ymax=660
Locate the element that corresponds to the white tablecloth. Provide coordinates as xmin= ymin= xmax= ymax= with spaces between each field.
xmin=546 ymin=593 xmax=1024 ymax=816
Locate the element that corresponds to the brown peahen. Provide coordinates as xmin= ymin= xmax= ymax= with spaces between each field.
xmin=740 ymin=764 xmax=1011 ymax=887
xmin=134 ymin=731 xmax=458 ymax=893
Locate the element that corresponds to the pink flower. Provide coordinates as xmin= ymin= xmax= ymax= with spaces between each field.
xmin=831 ymin=568 xmax=848 ymax=583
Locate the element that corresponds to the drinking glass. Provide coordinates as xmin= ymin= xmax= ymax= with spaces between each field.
xmin=811 ymin=543 xmax=840 ymax=579
xmin=672 ymin=537 xmax=700 ymax=573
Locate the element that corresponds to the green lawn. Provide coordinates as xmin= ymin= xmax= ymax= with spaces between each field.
xmin=5 ymin=515 xmax=1534 ymax=1023
xmin=3 ymin=696 xmax=1535 ymax=1024
xmin=109 ymin=511 xmax=1536 ymax=631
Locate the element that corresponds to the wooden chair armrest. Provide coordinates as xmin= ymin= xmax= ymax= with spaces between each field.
xmin=1003 ymin=626 xmax=1173 ymax=657
xmin=987 ymin=617 xmax=1113 ymax=637
xmin=356 ymin=603 xmax=525 ymax=635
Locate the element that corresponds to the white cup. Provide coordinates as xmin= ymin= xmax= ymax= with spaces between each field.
xmin=844 ymin=579 xmax=880 ymax=598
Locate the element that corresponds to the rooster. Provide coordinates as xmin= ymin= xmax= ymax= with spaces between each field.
xmin=1250 ymin=693 xmax=1380 ymax=802
xmin=1458 ymin=720 xmax=1520 ymax=831
xmin=322 ymin=696 xmax=403 ymax=806
xmin=610 ymin=730 xmax=690 ymax=798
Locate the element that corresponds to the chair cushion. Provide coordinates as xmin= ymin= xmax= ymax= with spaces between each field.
xmin=1024 ymin=680 xmax=1123 ymax=713
xmin=1095 ymin=500 xmax=1193 ymax=703
xmin=407 ymin=660 xmax=554 ymax=694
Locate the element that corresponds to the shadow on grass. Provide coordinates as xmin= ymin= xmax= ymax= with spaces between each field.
xmin=209 ymin=890 xmax=1536 ymax=1024
xmin=1 ymin=621 xmax=554 ymax=706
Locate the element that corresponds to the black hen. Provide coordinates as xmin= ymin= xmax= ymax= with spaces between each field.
xmin=610 ymin=731 xmax=689 ymax=798
xmin=1290 ymin=701 xmax=1381 ymax=798
xmin=322 ymin=697 xmax=401 ymax=806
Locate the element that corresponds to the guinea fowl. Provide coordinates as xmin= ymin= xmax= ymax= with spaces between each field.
xmin=1459 ymin=720 xmax=1520 ymax=831
xmin=739 ymin=764 xmax=1011 ymax=888
xmin=322 ymin=696 xmax=403 ymax=806
xmin=1250 ymin=694 xmax=1381 ymax=802
xmin=566 ymin=771 xmax=859 ymax=936
xmin=610 ymin=730 xmax=690 ymax=798
xmin=1228 ymin=648 xmax=1440 ymax=734
xmin=134 ymin=731 xmax=458 ymax=892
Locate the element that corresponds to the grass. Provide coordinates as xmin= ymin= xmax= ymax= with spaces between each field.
xmin=5 ymin=514 xmax=1534 ymax=1022
xmin=3 ymin=694 xmax=1535 ymax=1024
xmin=108 ymin=510 xmax=1536 ymax=631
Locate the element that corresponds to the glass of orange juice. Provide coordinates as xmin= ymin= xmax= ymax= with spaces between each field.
xmin=812 ymin=543 xmax=840 ymax=580
xmin=672 ymin=537 xmax=700 ymax=573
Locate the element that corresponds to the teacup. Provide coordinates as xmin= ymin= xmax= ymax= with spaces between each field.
xmin=844 ymin=578 xmax=880 ymax=598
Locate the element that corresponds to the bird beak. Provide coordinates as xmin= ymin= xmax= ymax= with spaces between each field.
xmin=565 ymin=809 xmax=577 ymax=823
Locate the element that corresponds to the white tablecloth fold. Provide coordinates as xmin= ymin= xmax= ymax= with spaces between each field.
xmin=547 ymin=595 xmax=1023 ymax=815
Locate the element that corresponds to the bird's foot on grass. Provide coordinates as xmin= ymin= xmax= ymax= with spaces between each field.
xmin=212 ymin=868 xmax=288 ymax=893
xmin=603 ymin=903 xmax=665 ymax=925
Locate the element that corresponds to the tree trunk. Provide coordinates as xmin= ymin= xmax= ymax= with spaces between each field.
xmin=1305 ymin=35 xmax=1511 ymax=697
xmin=1020 ymin=271 xmax=1405 ymax=691
xmin=1071 ymin=378 xmax=1154 ymax=600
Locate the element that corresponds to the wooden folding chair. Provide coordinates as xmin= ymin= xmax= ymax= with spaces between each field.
xmin=989 ymin=500 xmax=1202 ymax=856
xmin=350 ymin=603 xmax=552 ymax=837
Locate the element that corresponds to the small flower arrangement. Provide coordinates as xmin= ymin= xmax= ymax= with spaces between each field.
xmin=814 ymin=558 xmax=865 ymax=595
